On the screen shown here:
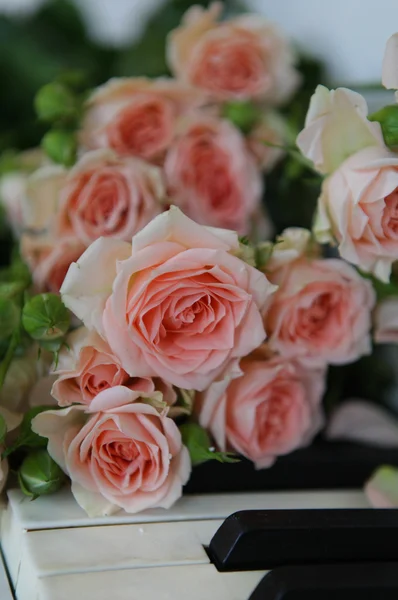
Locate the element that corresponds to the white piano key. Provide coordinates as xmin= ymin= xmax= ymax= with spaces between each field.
xmin=5 ymin=486 xmax=370 ymax=529
xmin=24 ymin=520 xmax=218 ymax=575
xmin=0 ymin=552 xmax=13 ymax=600
xmin=35 ymin=564 xmax=266 ymax=600
xmin=2 ymin=487 xmax=370 ymax=600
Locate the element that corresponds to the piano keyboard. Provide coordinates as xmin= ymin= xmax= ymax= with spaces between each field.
xmin=0 ymin=487 xmax=373 ymax=600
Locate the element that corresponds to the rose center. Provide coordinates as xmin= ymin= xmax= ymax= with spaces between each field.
xmin=107 ymin=99 xmax=172 ymax=158
xmin=194 ymin=38 xmax=265 ymax=94
xmin=382 ymin=190 xmax=398 ymax=239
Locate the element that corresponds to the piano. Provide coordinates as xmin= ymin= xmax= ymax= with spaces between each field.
xmin=1 ymin=441 xmax=398 ymax=600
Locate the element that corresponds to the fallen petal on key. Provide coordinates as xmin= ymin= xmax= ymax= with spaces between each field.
xmin=365 ymin=465 xmax=398 ymax=508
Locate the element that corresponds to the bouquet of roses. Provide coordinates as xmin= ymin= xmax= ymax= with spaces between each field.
xmin=0 ymin=2 xmax=397 ymax=516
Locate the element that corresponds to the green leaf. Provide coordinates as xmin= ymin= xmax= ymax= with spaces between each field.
xmin=359 ymin=270 xmax=398 ymax=301
xmin=180 ymin=423 xmax=239 ymax=466
xmin=0 ymin=297 xmax=20 ymax=340
xmin=3 ymin=406 xmax=54 ymax=458
xmin=0 ymin=413 xmax=7 ymax=444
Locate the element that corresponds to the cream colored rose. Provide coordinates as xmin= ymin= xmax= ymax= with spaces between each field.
xmin=297 ymin=85 xmax=384 ymax=175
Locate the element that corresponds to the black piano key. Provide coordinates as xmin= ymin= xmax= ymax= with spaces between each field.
xmin=249 ymin=562 xmax=398 ymax=600
xmin=208 ymin=509 xmax=398 ymax=571
xmin=184 ymin=440 xmax=398 ymax=494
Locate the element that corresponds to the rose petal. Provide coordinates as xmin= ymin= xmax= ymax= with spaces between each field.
xmin=326 ymin=399 xmax=398 ymax=448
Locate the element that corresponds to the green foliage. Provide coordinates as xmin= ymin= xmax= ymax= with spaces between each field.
xmin=264 ymin=54 xmax=328 ymax=234
xmin=369 ymin=105 xmax=398 ymax=149
xmin=0 ymin=297 xmax=20 ymax=340
xmin=180 ymin=422 xmax=239 ymax=466
xmin=222 ymin=101 xmax=261 ymax=135
xmin=0 ymin=413 xmax=7 ymax=445
xmin=0 ymin=0 xmax=117 ymax=154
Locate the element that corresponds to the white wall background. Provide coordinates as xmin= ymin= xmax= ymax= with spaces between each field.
xmin=1 ymin=0 xmax=398 ymax=85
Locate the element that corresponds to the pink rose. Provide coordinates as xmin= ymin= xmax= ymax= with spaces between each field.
xmin=374 ymin=297 xmax=398 ymax=344
xmin=164 ymin=115 xmax=262 ymax=233
xmin=52 ymin=327 xmax=177 ymax=407
xmin=197 ymin=355 xmax=324 ymax=468
xmin=264 ymin=255 xmax=375 ymax=367
xmin=55 ymin=150 xmax=164 ymax=245
xmin=81 ymin=78 xmax=203 ymax=160
xmin=167 ymin=2 xmax=299 ymax=103
xmin=317 ymin=146 xmax=398 ymax=282
xmin=32 ymin=386 xmax=191 ymax=516
xmin=23 ymin=152 xmax=164 ymax=247
xmin=21 ymin=235 xmax=85 ymax=293
xmin=61 ymin=207 xmax=276 ymax=390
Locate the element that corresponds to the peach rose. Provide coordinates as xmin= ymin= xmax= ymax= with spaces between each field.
xmin=264 ymin=255 xmax=375 ymax=367
xmin=316 ymin=146 xmax=398 ymax=282
xmin=52 ymin=326 xmax=177 ymax=407
xmin=197 ymin=355 xmax=324 ymax=468
xmin=296 ymin=85 xmax=384 ymax=175
xmin=374 ymin=297 xmax=398 ymax=343
xmin=167 ymin=3 xmax=299 ymax=103
xmin=32 ymin=386 xmax=191 ymax=516
xmin=80 ymin=78 xmax=203 ymax=160
xmin=61 ymin=207 xmax=276 ymax=391
xmin=164 ymin=115 xmax=262 ymax=233
xmin=21 ymin=234 xmax=85 ymax=293
xmin=24 ymin=152 xmax=165 ymax=246
xmin=56 ymin=150 xmax=164 ymax=245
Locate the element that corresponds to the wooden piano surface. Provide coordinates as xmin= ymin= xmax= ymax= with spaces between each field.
xmin=0 ymin=487 xmax=370 ymax=600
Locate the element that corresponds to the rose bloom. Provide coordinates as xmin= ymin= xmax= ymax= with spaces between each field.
xmin=21 ymin=234 xmax=85 ymax=293
xmin=374 ymin=297 xmax=398 ymax=344
xmin=296 ymin=85 xmax=383 ymax=176
xmin=164 ymin=115 xmax=262 ymax=233
xmin=167 ymin=2 xmax=300 ymax=102
xmin=61 ymin=207 xmax=276 ymax=391
xmin=316 ymin=146 xmax=398 ymax=282
xmin=80 ymin=78 xmax=203 ymax=161
xmin=32 ymin=386 xmax=191 ymax=516
xmin=197 ymin=355 xmax=324 ymax=468
xmin=24 ymin=151 xmax=165 ymax=247
xmin=264 ymin=255 xmax=375 ymax=367
xmin=52 ymin=326 xmax=177 ymax=407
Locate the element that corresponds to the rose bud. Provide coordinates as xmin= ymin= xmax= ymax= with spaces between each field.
xmin=18 ymin=449 xmax=66 ymax=499
xmin=22 ymin=293 xmax=70 ymax=341
xmin=222 ymin=100 xmax=261 ymax=134
xmin=35 ymin=82 xmax=78 ymax=123
xmin=42 ymin=129 xmax=77 ymax=167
